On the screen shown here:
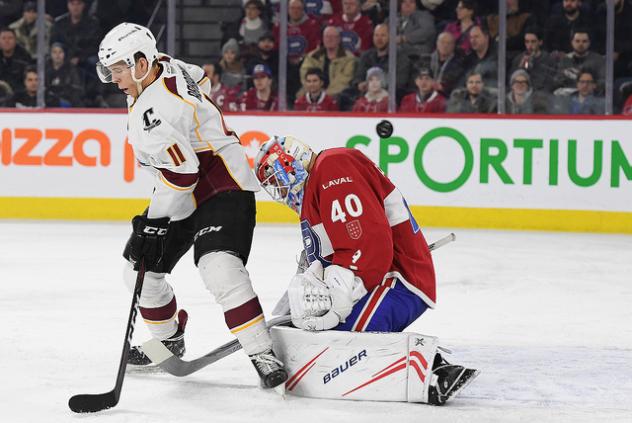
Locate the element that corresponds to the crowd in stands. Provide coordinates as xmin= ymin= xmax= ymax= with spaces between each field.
xmin=1 ymin=0 xmax=632 ymax=115
xmin=213 ymin=0 xmax=632 ymax=115
xmin=0 ymin=0 xmax=153 ymax=108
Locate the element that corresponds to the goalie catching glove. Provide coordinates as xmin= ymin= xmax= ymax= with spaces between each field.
xmin=289 ymin=261 xmax=367 ymax=331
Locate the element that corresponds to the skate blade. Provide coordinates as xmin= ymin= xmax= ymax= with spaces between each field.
xmin=447 ymin=369 xmax=480 ymax=401
xmin=274 ymin=383 xmax=286 ymax=398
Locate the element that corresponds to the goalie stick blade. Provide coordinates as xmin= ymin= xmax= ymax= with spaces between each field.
xmin=68 ymin=392 xmax=118 ymax=413
xmin=143 ymin=315 xmax=292 ymax=377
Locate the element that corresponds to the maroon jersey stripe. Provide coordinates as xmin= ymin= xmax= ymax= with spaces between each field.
xmin=158 ymin=168 xmax=198 ymax=187
xmin=224 ymin=297 xmax=263 ymax=329
xmin=172 ymin=144 xmax=186 ymax=163
xmin=140 ymin=297 xmax=177 ymax=322
xmin=166 ymin=146 xmax=180 ymax=165
xmin=163 ymin=76 xmax=182 ymax=99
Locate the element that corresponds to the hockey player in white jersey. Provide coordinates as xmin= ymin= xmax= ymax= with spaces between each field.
xmin=95 ymin=22 xmax=287 ymax=389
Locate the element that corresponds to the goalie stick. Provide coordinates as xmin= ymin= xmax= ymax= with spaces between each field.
xmin=68 ymin=259 xmax=147 ymax=413
xmin=141 ymin=315 xmax=292 ymax=377
xmin=144 ymin=233 xmax=456 ymax=377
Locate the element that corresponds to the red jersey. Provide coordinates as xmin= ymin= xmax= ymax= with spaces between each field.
xmin=398 ymin=91 xmax=447 ymax=113
xmin=328 ymin=13 xmax=373 ymax=55
xmin=352 ymin=95 xmax=389 ymax=113
xmin=273 ymin=18 xmax=321 ymax=62
xmin=293 ymin=91 xmax=339 ymax=111
xmin=623 ymin=95 xmax=632 ymax=115
xmin=300 ymin=148 xmax=436 ymax=307
xmin=209 ymin=84 xmax=241 ymax=112
xmin=239 ymin=87 xmax=278 ymax=111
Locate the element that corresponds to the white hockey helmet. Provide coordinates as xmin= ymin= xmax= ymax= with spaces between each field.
xmin=96 ymin=22 xmax=159 ymax=83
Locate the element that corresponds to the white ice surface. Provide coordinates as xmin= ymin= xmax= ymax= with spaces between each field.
xmin=1 ymin=222 xmax=631 ymax=423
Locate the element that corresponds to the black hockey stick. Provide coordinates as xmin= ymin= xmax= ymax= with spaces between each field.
xmin=141 ymin=315 xmax=292 ymax=377
xmin=68 ymin=259 xmax=146 ymax=413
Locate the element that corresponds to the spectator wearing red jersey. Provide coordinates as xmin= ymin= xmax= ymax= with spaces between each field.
xmin=399 ymin=67 xmax=447 ymax=113
xmin=205 ymin=62 xmax=241 ymax=112
xmin=240 ymin=63 xmax=278 ymax=111
xmin=294 ymin=67 xmax=339 ymax=111
xmin=327 ymin=0 xmax=373 ymax=56
xmin=273 ymin=0 xmax=321 ymax=65
xmin=304 ymin=0 xmax=340 ymax=23
xmin=273 ymin=0 xmax=321 ymax=105
xmin=352 ymin=66 xmax=389 ymax=112
xmin=622 ymin=94 xmax=632 ymax=115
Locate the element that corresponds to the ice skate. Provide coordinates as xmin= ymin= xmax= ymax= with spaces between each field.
xmin=428 ymin=354 xmax=479 ymax=406
xmin=249 ymin=349 xmax=288 ymax=390
xmin=128 ymin=310 xmax=187 ymax=366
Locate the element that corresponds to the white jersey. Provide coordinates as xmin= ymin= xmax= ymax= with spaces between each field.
xmin=126 ymin=55 xmax=259 ymax=221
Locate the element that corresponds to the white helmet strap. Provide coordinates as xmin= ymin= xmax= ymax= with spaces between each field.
xmin=130 ymin=58 xmax=153 ymax=95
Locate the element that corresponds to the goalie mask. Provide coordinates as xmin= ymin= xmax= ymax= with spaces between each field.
xmin=255 ymin=136 xmax=315 ymax=214
xmin=96 ymin=22 xmax=158 ymax=85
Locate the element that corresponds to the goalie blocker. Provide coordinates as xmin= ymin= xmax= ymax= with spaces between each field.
xmin=270 ymin=326 xmax=478 ymax=404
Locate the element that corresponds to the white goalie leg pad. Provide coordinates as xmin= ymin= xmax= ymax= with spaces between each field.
xmin=270 ymin=326 xmax=439 ymax=403
xmin=123 ymin=261 xmax=177 ymax=339
xmin=198 ymin=251 xmax=272 ymax=355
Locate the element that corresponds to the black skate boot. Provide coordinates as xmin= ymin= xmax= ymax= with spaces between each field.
xmin=428 ymin=353 xmax=479 ymax=406
xmin=249 ymin=349 xmax=288 ymax=389
xmin=128 ymin=310 xmax=188 ymax=366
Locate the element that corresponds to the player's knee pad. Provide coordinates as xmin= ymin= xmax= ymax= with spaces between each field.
xmin=198 ymin=251 xmax=256 ymax=310
xmin=122 ymin=260 xmax=174 ymax=308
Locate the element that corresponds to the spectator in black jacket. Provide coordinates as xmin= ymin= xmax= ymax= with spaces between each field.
xmin=46 ymin=42 xmax=84 ymax=107
xmin=423 ymin=31 xmax=465 ymax=97
xmin=0 ymin=27 xmax=32 ymax=92
xmin=462 ymin=24 xmax=498 ymax=88
xmin=544 ymin=0 xmax=592 ymax=53
xmin=509 ymin=27 xmax=557 ymax=92
xmin=0 ymin=0 xmax=23 ymax=26
xmin=50 ymin=0 xmax=100 ymax=68
xmin=245 ymin=32 xmax=278 ymax=88
xmin=13 ymin=66 xmax=60 ymax=108
xmin=594 ymin=0 xmax=632 ymax=79
xmin=0 ymin=78 xmax=13 ymax=106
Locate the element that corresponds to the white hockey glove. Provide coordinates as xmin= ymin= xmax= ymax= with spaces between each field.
xmin=288 ymin=261 xmax=332 ymax=328
xmin=300 ymin=265 xmax=368 ymax=331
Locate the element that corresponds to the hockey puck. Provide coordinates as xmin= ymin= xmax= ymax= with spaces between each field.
xmin=376 ymin=120 xmax=393 ymax=138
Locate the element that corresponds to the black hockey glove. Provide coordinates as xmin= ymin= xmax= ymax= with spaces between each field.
xmin=129 ymin=215 xmax=170 ymax=272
